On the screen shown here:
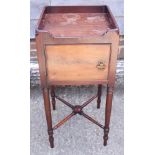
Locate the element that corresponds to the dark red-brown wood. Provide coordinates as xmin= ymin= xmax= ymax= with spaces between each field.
xmin=42 ymin=88 xmax=54 ymax=148
xmin=36 ymin=5 xmax=119 ymax=148
xmin=104 ymin=86 xmax=114 ymax=146
xmin=97 ymin=84 xmax=102 ymax=109
xmin=50 ymin=86 xmax=56 ymax=110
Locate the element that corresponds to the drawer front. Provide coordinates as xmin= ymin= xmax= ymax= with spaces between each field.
xmin=45 ymin=44 xmax=110 ymax=84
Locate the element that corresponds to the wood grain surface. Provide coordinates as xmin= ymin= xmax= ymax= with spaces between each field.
xmin=45 ymin=44 xmax=111 ymax=83
xmin=42 ymin=13 xmax=112 ymax=37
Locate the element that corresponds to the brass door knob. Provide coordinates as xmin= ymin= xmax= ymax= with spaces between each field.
xmin=96 ymin=61 xmax=106 ymax=70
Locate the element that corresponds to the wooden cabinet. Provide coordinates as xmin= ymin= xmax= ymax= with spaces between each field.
xmin=36 ymin=5 xmax=119 ymax=148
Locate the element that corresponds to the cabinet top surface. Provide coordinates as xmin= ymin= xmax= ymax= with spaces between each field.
xmin=37 ymin=6 xmax=119 ymax=38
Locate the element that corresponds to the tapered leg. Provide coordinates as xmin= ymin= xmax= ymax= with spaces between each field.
xmin=103 ymin=86 xmax=114 ymax=146
xmin=97 ymin=84 xmax=102 ymax=109
xmin=51 ymin=86 xmax=56 ymax=110
xmin=42 ymin=87 xmax=54 ymax=148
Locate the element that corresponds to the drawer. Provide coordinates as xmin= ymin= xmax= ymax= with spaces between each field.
xmin=45 ymin=44 xmax=111 ymax=84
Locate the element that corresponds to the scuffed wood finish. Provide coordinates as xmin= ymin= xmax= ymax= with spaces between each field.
xmin=40 ymin=13 xmax=113 ymax=37
xmin=45 ymin=44 xmax=110 ymax=84
xmin=37 ymin=6 xmax=117 ymax=38
xmin=36 ymin=5 xmax=119 ymax=148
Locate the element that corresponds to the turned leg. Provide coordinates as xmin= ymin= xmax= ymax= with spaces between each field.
xmin=103 ymin=85 xmax=114 ymax=146
xmin=97 ymin=84 xmax=102 ymax=109
xmin=42 ymin=87 xmax=54 ymax=148
xmin=51 ymin=86 xmax=56 ymax=110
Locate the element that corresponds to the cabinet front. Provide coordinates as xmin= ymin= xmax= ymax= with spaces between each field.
xmin=45 ymin=44 xmax=111 ymax=85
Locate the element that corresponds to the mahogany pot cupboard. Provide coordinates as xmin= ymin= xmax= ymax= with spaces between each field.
xmin=35 ymin=5 xmax=119 ymax=148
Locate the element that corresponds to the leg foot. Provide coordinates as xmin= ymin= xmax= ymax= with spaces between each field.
xmin=97 ymin=85 xmax=102 ymax=109
xmin=48 ymin=130 xmax=54 ymax=148
xmin=51 ymin=86 xmax=56 ymax=110
xmin=103 ymin=127 xmax=109 ymax=146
